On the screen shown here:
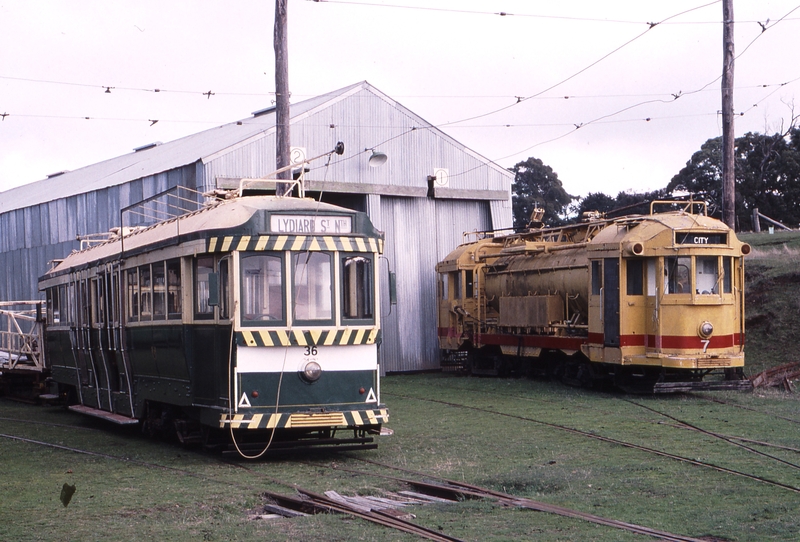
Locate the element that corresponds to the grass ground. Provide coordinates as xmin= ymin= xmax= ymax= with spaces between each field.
xmin=2 ymin=374 xmax=799 ymax=541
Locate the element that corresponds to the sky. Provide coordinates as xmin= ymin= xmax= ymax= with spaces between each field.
xmin=1 ymin=0 xmax=799 ymax=199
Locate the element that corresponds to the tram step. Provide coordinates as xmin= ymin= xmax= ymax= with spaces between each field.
xmin=69 ymin=404 xmax=140 ymax=425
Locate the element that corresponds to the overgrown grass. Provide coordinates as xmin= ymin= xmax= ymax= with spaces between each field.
xmin=2 ymin=375 xmax=799 ymax=541
xmin=740 ymin=230 xmax=800 ymax=376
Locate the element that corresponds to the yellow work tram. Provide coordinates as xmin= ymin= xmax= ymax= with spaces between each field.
xmin=437 ymin=202 xmax=751 ymax=392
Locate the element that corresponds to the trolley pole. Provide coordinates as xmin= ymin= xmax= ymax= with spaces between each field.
xmin=274 ymin=0 xmax=291 ymax=197
xmin=721 ymin=0 xmax=735 ymax=229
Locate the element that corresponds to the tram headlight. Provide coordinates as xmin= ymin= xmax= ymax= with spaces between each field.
xmin=302 ymin=361 xmax=322 ymax=382
xmin=698 ymin=321 xmax=714 ymax=338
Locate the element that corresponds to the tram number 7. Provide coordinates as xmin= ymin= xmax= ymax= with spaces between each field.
xmin=701 ymin=339 xmax=710 ymax=353
xmin=304 ymin=345 xmax=318 ymax=357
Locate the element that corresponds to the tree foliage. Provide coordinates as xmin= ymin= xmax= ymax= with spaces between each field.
xmin=667 ymin=128 xmax=800 ymax=229
xmin=570 ymin=189 xmax=667 ymax=221
xmin=513 ymin=124 xmax=800 ymax=231
xmin=510 ymin=157 xmax=575 ymax=229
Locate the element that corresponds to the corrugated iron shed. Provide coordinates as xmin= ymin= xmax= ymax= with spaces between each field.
xmin=0 ymin=81 xmax=512 ymax=372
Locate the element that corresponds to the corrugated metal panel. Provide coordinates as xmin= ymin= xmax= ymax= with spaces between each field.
xmin=66 ymin=198 xmax=77 ymax=241
xmin=376 ymin=196 xmax=483 ymax=372
xmin=48 ymin=201 xmax=60 ymax=244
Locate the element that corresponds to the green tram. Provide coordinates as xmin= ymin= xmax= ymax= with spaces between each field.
xmin=39 ymin=195 xmax=389 ymax=456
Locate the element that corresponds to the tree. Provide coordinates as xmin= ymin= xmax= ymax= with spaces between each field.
xmin=666 ymin=137 xmax=724 ymax=218
xmin=668 ymin=128 xmax=800 ymax=229
xmin=570 ymin=192 xmax=616 ymax=220
xmin=570 ymin=189 xmax=667 ymax=224
xmin=511 ymin=157 xmax=575 ymax=229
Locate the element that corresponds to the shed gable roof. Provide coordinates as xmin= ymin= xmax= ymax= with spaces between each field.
xmin=0 ymin=81 xmax=510 ymax=213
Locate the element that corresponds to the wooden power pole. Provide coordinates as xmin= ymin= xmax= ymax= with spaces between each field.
xmin=721 ymin=0 xmax=735 ymax=228
xmin=274 ymin=0 xmax=291 ymax=196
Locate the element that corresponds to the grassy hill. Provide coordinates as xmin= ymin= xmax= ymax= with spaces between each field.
xmin=740 ymin=230 xmax=800 ymax=377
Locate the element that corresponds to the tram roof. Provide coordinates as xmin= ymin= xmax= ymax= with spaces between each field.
xmin=41 ymin=195 xmax=369 ymax=279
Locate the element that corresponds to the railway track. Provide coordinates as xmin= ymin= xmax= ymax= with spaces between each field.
xmin=1 ymin=425 xmax=714 ymax=542
xmin=386 ymin=391 xmax=800 ymax=495
xmin=322 ymin=458 xmax=711 ymax=542
xmin=624 ymin=399 xmax=800 ymax=473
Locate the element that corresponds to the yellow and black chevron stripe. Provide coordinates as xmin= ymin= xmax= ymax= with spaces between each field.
xmin=237 ymin=327 xmax=380 ymax=347
xmin=207 ymin=234 xmax=383 ymax=254
xmin=219 ymin=408 xmax=389 ymax=429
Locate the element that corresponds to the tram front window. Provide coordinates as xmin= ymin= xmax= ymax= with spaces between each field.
xmin=241 ymin=253 xmax=284 ymax=324
xmin=696 ymin=256 xmax=719 ymax=294
xmin=342 ymin=255 xmax=374 ymax=321
xmin=665 ymin=256 xmax=691 ymax=294
xmin=294 ymin=252 xmax=332 ymax=322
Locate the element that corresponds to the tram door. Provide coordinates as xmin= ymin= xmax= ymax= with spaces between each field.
xmin=89 ymin=276 xmax=113 ymax=412
xmin=108 ymin=265 xmax=135 ymax=417
xmin=603 ymin=258 xmax=620 ymax=347
xmin=73 ymin=277 xmax=102 ymax=409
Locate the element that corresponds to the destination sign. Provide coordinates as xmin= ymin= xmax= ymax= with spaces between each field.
xmin=675 ymin=232 xmax=727 ymax=245
xmin=270 ymin=214 xmax=352 ymax=234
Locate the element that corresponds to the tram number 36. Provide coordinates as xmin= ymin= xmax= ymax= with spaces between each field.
xmin=304 ymin=345 xmax=318 ymax=357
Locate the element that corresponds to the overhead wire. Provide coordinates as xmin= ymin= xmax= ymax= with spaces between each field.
xmin=470 ymin=2 xmax=800 ymax=168
xmin=435 ymin=0 xmax=723 ymax=128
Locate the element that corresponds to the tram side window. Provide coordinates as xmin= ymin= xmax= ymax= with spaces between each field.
xmin=696 ymin=256 xmax=719 ymax=294
xmin=167 ymin=260 xmax=182 ymax=319
xmin=139 ymin=265 xmax=153 ymax=320
xmin=127 ymin=269 xmax=139 ymax=322
xmin=241 ymin=253 xmax=284 ymax=324
xmin=591 ymin=261 xmax=602 ymax=295
xmin=67 ymin=283 xmax=76 ymax=325
xmin=439 ymin=274 xmax=448 ymax=300
xmin=647 ymin=259 xmax=656 ymax=296
xmin=152 ymin=262 xmax=166 ymax=320
xmin=93 ymin=277 xmax=105 ymax=325
xmin=342 ymin=255 xmax=374 ymax=321
xmin=465 ymin=270 xmax=474 ymax=298
xmin=195 ymin=256 xmax=215 ymax=320
xmin=452 ymin=272 xmax=462 ymax=300
xmin=722 ymin=257 xmax=732 ymax=294
xmin=294 ymin=252 xmax=332 ymax=321
xmin=47 ymin=287 xmax=60 ymax=324
xmin=79 ymin=280 xmax=90 ymax=326
xmin=665 ymin=256 xmax=691 ymax=294
xmin=219 ymin=258 xmax=231 ymax=320
xmin=626 ymin=260 xmax=644 ymax=296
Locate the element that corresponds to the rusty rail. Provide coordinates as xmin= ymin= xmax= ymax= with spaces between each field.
xmin=0 ymin=301 xmax=46 ymax=372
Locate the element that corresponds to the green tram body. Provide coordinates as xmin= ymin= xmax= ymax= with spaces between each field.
xmin=39 ymin=195 xmax=388 ymax=453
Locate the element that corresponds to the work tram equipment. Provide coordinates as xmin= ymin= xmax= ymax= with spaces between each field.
xmin=38 ymin=150 xmax=389 ymax=456
xmin=436 ymin=202 xmax=752 ymax=392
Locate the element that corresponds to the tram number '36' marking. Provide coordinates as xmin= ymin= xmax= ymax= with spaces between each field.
xmin=701 ymin=339 xmax=710 ymax=353
xmin=304 ymin=346 xmax=318 ymax=356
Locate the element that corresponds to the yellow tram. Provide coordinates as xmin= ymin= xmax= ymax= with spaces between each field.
xmin=437 ymin=202 xmax=751 ymax=392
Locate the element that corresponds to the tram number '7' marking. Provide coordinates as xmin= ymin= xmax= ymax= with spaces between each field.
xmin=701 ymin=339 xmax=710 ymax=353
xmin=304 ymin=346 xmax=318 ymax=357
